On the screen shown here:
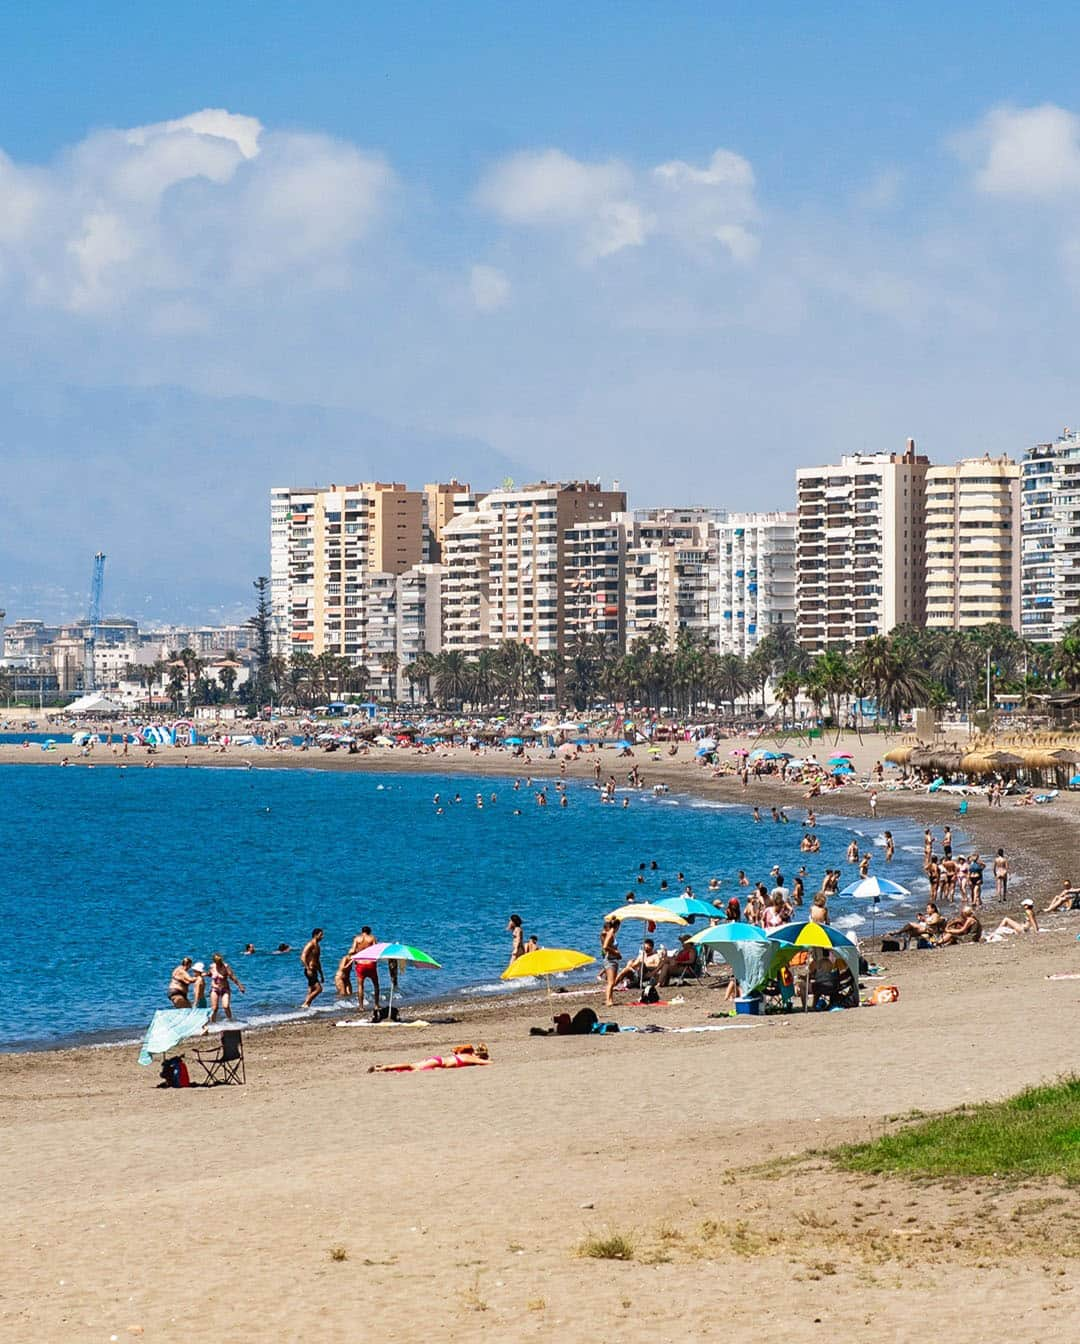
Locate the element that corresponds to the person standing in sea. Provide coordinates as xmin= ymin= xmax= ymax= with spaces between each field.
xmin=507 ymin=914 xmax=524 ymax=960
xmin=300 ymin=929 xmax=324 ymax=1009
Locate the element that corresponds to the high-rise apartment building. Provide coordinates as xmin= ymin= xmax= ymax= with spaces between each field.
xmin=562 ymin=517 xmax=627 ymax=649
xmin=1021 ymin=430 xmax=1080 ymax=640
xmin=270 ymin=481 xmax=445 ymax=666
xmin=713 ymin=513 xmax=797 ymax=655
xmin=924 ymin=457 xmax=1020 ymax=631
xmin=395 ymin=563 xmax=444 ymax=696
xmin=624 ymin=508 xmax=722 ymax=647
xmin=440 ymin=482 xmax=627 ymax=654
xmin=795 ymin=441 xmax=928 ymax=653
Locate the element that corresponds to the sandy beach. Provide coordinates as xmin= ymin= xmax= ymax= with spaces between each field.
xmin=5 ymin=731 xmax=1080 ymax=1341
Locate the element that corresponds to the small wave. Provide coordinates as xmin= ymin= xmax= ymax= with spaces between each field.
xmin=689 ymin=799 xmax=736 ymax=810
xmin=458 ymin=981 xmax=517 ymax=996
xmin=833 ymin=912 xmax=866 ymax=929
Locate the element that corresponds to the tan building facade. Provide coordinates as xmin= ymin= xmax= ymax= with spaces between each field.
xmin=924 ymin=456 xmax=1020 ymax=631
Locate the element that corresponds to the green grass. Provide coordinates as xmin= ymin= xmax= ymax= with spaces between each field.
xmin=837 ymin=1077 xmax=1080 ymax=1182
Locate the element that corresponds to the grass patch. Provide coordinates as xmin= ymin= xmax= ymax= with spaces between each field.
xmin=837 ymin=1077 xmax=1080 ymax=1182
xmin=576 ymin=1229 xmax=636 ymax=1261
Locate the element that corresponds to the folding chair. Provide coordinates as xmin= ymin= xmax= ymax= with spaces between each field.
xmin=193 ymin=1030 xmax=245 ymax=1085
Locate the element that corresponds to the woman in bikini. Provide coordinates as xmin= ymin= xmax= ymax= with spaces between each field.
xmin=167 ymin=957 xmax=197 ymax=1008
xmin=368 ymin=1043 xmax=490 ymax=1073
xmin=208 ymin=952 xmax=245 ymax=1023
xmin=600 ymin=917 xmax=622 ymax=1007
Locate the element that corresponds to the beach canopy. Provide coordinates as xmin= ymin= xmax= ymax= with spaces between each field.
xmin=653 ymin=895 xmax=722 ymax=921
xmin=137 ymin=1007 xmax=210 ymax=1066
xmin=606 ymin=903 xmax=689 ymax=926
xmin=841 ymin=875 xmax=910 ymax=900
xmin=688 ymin=921 xmax=780 ymax=994
xmin=65 ymin=692 xmax=126 ymax=715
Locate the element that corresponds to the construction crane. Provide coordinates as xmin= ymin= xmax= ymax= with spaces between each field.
xmin=83 ymin=552 xmax=106 ymax=693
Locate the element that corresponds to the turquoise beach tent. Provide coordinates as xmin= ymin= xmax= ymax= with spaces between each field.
xmin=688 ymin=922 xmax=783 ymax=993
xmin=138 ymin=1008 xmax=211 ymax=1065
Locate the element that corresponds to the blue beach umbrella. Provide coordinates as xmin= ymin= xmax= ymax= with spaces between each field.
xmin=654 ymin=895 xmax=723 ymax=921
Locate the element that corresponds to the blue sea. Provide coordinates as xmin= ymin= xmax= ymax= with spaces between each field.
xmin=0 ymin=764 xmax=931 ymax=1050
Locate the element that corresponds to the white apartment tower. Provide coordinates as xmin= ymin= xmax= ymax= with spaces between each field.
xmin=713 ymin=513 xmax=797 ymax=655
xmin=924 ymin=457 xmax=1020 ymax=632
xmin=1021 ymin=430 xmax=1080 ymax=640
xmin=796 ymin=441 xmax=929 ymax=653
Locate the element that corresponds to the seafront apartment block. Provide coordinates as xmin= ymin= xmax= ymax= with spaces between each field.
xmin=440 ymin=481 xmax=627 ymax=655
xmin=924 ymin=457 xmax=1021 ymax=632
xmin=1021 ymin=430 xmax=1080 ymax=640
xmin=624 ymin=508 xmax=722 ymax=647
xmin=270 ymin=481 xmax=464 ymax=676
xmin=795 ymin=441 xmax=928 ymax=653
xmin=713 ymin=513 xmax=797 ymax=655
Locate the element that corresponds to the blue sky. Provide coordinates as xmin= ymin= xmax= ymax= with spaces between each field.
xmin=3 ymin=3 xmax=1080 ymax=619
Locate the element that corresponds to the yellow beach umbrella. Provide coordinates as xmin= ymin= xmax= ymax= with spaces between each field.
xmin=501 ymin=948 xmax=596 ymax=980
xmin=501 ymin=947 xmax=596 ymax=999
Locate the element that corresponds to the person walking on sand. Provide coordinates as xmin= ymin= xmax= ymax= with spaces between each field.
xmin=208 ymin=953 xmax=244 ymax=1023
xmin=300 ymin=928 xmax=324 ymax=1009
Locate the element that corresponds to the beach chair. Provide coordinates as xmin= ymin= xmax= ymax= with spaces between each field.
xmin=193 ymin=1030 xmax=245 ymax=1086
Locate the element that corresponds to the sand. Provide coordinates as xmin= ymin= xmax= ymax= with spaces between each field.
xmin=5 ymin=731 xmax=1080 ymax=1342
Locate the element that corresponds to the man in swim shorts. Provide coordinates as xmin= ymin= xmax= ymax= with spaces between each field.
xmin=300 ymin=928 xmax=324 ymax=1009
xmin=348 ymin=926 xmax=381 ymax=1010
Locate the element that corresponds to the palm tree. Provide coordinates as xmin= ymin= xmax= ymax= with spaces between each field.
xmin=810 ymin=649 xmax=850 ymax=726
xmin=1054 ymin=635 xmax=1080 ymax=691
xmin=879 ymin=659 xmax=931 ymax=727
xmin=412 ymin=651 xmax=437 ymax=704
xmin=854 ymin=636 xmax=894 ymax=729
xmin=217 ymin=650 xmax=239 ymax=702
xmin=774 ymin=667 xmax=803 ymax=728
xmin=710 ymin=653 xmax=750 ymax=717
xmin=434 ymin=651 xmax=469 ymax=708
xmin=138 ymin=659 xmax=163 ymax=708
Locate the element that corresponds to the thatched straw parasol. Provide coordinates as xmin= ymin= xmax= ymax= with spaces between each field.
xmin=1020 ymin=749 xmax=1059 ymax=771
xmin=883 ymin=746 xmax=912 ymax=765
xmin=960 ymin=752 xmax=994 ymax=775
xmin=1047 ymin=747 xmax=1080 ymax=765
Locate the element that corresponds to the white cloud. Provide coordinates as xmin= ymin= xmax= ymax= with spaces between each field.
xmin=0 ymin=108 xmax=392 ymax=313
xmin=963 ymin=104 xmax=1080 ymax=198
xmin=469 ymin=263 xmax=510 ymax=311
xmin=476 ymin=144 xmax=757 ymax=263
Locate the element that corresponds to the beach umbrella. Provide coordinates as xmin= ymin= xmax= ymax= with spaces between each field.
xmin=137 ymin=1007 xmax=211 ymax=1066
xmin=770 ymin=921 xmax=860 ymax=1012
xmin=730 ymin=747 xmax=749 ymax=757
xmin=607 ymin=902 xmax=688 ymax=994
xmin=653 ymin=895 xmax=724 ymax=921
xmin=883 ymin=746 xmax=912 ymax=765
xmin=504 ymin=736 xmax=524 ymax=746
xmin=696 ymin=737 xmax=718 ymax=752
xmin=688 ymin=921 xmax=780 ymax=995
xmin=840 ymin=874 xmax=910 ymax=937
xmin=501 ymin=947 xmax=596 ymax=998
xmin=831 ymin=762 xmax=854 ymax=775
xmin=829 ymin=753 xmax=854 ymax=760
xmin=613 ymin=739 xmax=633 ymax=749
xmin=352 ymin=942 xmax=441 ymax=1021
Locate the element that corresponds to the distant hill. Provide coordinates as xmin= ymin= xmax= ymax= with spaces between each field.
xmin=0 ymin=383 xmax=527 ymax=623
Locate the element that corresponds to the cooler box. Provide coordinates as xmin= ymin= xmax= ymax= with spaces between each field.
xmin=734 ymin=995 xmax=761 ymax=1016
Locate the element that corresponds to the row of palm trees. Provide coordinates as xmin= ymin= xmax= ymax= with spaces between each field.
xmin=154 ymin=618 xmax=1080 ymax=718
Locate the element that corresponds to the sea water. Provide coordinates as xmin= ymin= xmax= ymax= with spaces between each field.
xmin=0 ymin=764 xmax=931 ymax=1050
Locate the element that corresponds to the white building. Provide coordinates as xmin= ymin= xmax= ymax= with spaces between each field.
xmin=713 ymin=512 xmax=797 ymax=655
xmin=395 ymin=564 xmax=444 ymax=697
xmin=624 ymin=508 xmax=722 ymax=647
xmin=796 ymin=441 xmax=929 ymax=653
xmin=1020 ymin=430 xmax=1080 ymax=640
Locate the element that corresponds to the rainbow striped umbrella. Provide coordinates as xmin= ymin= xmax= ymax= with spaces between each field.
xmin=351 ymin=942 xmax=441 ymax=1019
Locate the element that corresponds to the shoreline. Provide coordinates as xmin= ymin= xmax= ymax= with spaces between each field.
xmin=3 ymin=739 xmax=1064 ymax=1059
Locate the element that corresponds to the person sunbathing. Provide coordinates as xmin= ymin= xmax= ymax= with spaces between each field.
xmin=892 ymin=902 xmax=946 ymax=941
xmin=938 ymin=906 xmax=982 ymax=945
xmin=614 ymin=939 xmax=671 ymax=989
xmin=991 ymin=901 xmax=1039 ymax=936
xmin=367 ymin=1043 xmax=490 ymax=1073
xmin=1043 ymin=879 xmax=1080 ymax=913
